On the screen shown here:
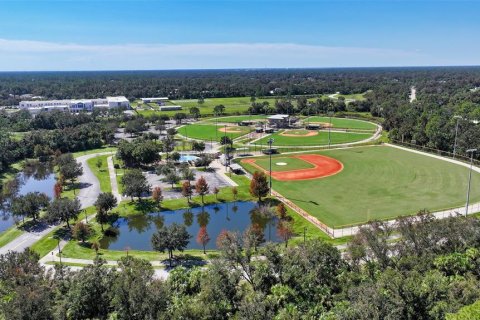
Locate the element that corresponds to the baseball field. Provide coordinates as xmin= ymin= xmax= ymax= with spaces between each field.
xmin=239 ymin=145 xmax=480 ymax=227
xmin=177 ymin=123 xmax=252 ymax=141
xmin=304 ymin=116 xmax=378 ymax=131
xmin=254 ymin=129 xmax=373 ymax=146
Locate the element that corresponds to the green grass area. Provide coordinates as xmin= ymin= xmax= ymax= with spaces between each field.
xmin=86 ymin=154 xmax=112 ymax=193
xmin=203 ymin=115 xmax=268 ymax=123
xmin=255 ymin=157 xmax=315 ymax=172
xmin=0 ymin=226 xmax=24 ymax=248
xmin=177 ymin=124 xmax=251 ymax=141
xmin=305 ymin=116 xmax=377 ymax=131
xmin=255 ymin=130 xmax=373 ymax=146
xmin=72 ymin=146 xmax=117 ymax=158
xmin=240 ymin=145 xmax=480 ymax=228
xmin=337 ymin=93 xmax=367 ymax=101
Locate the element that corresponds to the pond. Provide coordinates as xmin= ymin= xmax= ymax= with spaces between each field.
xmin=0 ymin=161 xmax=56 ymax=233
xmin=100 ymin=201 xmax=282 ymax=251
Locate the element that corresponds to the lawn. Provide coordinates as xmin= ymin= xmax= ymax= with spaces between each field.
xmin=86 ymin=154 xmax=112 ymax=193
xmin=177 ymin=124 xmax=252 ymax=141
xmin=304 ymin=116 xmax=377 ymax=131
xmin=72 ymin=146 xmax=117 ymax=158
xmin=255 ymin=157 xmax=315 ymax=172
xmin=203 ymin=115 xmax=268 ymax=123
xmin=254 ymin=130 xmax=373 ymax=146
xmin=240 ymin=145 xmax=480 ymax=228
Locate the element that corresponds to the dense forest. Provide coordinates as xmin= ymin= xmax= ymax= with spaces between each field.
xmin=2 ymin=213 xmax=480 ymax=319
xmin=0 ymin=67 xmax=478 ymax=105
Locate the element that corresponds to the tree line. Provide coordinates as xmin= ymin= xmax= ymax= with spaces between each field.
xmin=1 ymin=211 xmax=480 ymax=319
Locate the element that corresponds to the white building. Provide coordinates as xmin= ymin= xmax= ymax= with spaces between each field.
xmin=19 ymin=96 xmax=130 ymax=114
xmin=140 ymin=97 xmax=169 ymax=103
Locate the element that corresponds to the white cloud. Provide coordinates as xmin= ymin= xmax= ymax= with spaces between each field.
xmin=0 ymin=38 xmax=435 ymax=71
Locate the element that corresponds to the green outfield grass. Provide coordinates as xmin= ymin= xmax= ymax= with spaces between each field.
xmin=177 ymin=124 xmax=251 ymax=141
xmin=240 ymin=145 xmax=480 ymax=227
xmin=255 ymin=130 xmax=373 ymax=146
xmin=254 ymin=157 xmax=315 ymax=172
xmin=305 ymin=116 xmax=377 ymax=131
xmin=203 ymin=115 xmax=268 ymax=123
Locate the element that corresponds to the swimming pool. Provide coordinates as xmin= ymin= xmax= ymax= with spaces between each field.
xmin=179 ymin=154 xmax=199 ymax=162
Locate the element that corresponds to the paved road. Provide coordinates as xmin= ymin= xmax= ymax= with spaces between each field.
xmin=0 ymin=152 xmax=113 ymax=254
xmin=76 ymin=152 xmax=114 ymax=209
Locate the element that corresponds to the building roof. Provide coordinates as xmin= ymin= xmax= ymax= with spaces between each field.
xmin=141 ymin=97 xmax=169 ymax=101
xmin=107 ymin=96 xmax=129 ymax=103
xmin=268 ymin=114 xmax=289 ymax=120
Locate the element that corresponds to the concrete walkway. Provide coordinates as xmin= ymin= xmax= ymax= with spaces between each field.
xmin=107 ymin=156 xmax=122 ymax=203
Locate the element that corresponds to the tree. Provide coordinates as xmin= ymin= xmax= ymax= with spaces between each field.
xmin=189 ymin=106 xmax=200 ymax=120
xmin=220 ymin=136 xmax=232 ymax=145
xmin=58 ymin=258 xmax=113 ymax=319
xmin=151 ymin=223 xmax=190 ymax=267
xmin=195 ymin=176 xmax=209 ymax=204
xmin=277 ymin=220 xmax=294 ymax=248
xmin=111 ymin=256 xmax=167 ymax=319
xmin=181 ymin=168 xmax=195 ymax=182
xmin=182 ymin=181 xmax=193 ymax=203
xmin=249 ymin=171 xmax=269 ymax=201
xmin=213 ymin=187 xmax=220 ymax=201
xmin=53 ymin=181 xmax=63 ymax=199
xmin=213 ymin=105 xmax=225 ymax=115
xmin=196 ymin=226 xmax=210 ymax=254
xmin=95 ymin=192 xmax=117 ymax=231
xmin=47 ymin=197 xmax=81 ymax=229
xmin=276 ymin=203 xmax=288 ymax=220
xmin=58 ymin=154 xmax=83 ymax=194
xmin=165 ymin=171 xmax=180 ymax=189
xmin=170 ymin=151 xmax=181 ymax=162
xmin=95 ymin=157 xmax=102 ymax=170
xmin=245 ymin=223 xmax=265 ymax=252
xmin=191 ymin=141 xmax=205 ymax=153
xmin=72 ymin=221 xmax=92 ymax=243
xmin=11 ymin=192 xmax=50 ymax=223
xmin=232 ymin=186 xmax=238 ymax=200
xmin=121 ymin=169 xmax=151 ymax=201
xmin=152 ymin=186 xmax=163 ymax=209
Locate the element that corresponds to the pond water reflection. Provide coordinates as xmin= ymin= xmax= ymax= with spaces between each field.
xmin=100 ymin=201 xmax=281 ymax=250
xmin=0 ymin=161 xmax=56 ymax=233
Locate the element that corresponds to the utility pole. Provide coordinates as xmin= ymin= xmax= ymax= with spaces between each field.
xmin=465 ymin=149 xmax=477 ymax=216
xmin=268 ymin=138 xmax=274 ymax=195
xmin=453 ymin=115 xmax=462 ymax=158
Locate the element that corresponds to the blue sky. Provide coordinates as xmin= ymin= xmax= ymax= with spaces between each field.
xmin=0 ymin=0 xmax=478 ymax=70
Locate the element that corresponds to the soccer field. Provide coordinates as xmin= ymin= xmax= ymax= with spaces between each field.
xmin=254 ymin=130 xmax=373 ymax=146
xmin=240 ymin=145 xmax=480 ymax=227
xmin=177 ymin=124 xmax=251 ymax=141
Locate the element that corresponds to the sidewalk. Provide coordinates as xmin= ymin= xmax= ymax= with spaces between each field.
xmin=107 ymin=156 xmax=122 ymax=203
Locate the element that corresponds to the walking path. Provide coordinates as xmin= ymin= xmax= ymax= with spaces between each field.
xmin=107 ymin=156 xmax=122 ymax=203
xmin=0 ymin=152 xmax=113 ymax=254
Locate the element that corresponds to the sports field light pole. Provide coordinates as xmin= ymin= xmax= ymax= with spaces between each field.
xmin=465 ymin=148 xmax=477 ymax=216
xmin=453 ymin=115 xmax=462 ymax=158
xmin=184 ymin=124 xmax=188 ymax=151
xmin=224 ymin=125 xmax=228 ymax=173
xmin=328 ymin=111 xmax=333 ymax=148
xmin=268 ymin=138 xmax=274 ymax=195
